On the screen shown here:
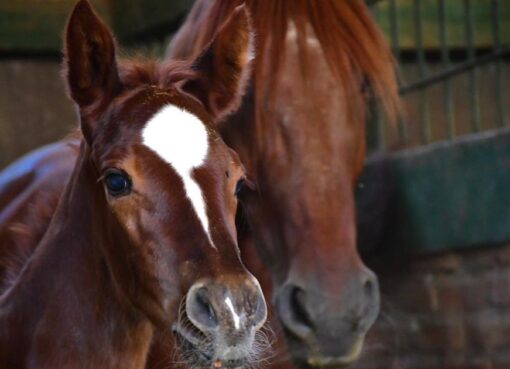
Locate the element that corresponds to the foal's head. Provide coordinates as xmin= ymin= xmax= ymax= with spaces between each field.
xmin=65 ymin=1 xmax=266 ymax=366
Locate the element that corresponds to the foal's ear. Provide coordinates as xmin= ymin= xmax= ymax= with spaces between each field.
xmin=64 ymin=0 xmax=121 ymax=133
xmin=182 ymin=5 xmax=254 ymax=122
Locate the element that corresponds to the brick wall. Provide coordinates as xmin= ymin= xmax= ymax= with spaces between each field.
xmin=352 ymin=244 xmax=510 ymax=369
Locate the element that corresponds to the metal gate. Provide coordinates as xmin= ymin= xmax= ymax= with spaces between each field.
xmin=358 ymin=0 xmax=510 ymax=254
xmin=368 ymin=0 xmax=509 ymax=151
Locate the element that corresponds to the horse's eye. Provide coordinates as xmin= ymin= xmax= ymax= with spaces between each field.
xmin=104 ymin=169 xmax=131 ymax=197
xmin=235 ymin=179 xmax=245 ymax=197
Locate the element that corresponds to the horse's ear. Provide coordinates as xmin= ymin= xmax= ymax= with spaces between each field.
xmin=64 ymin=0 xmax=121 ymax=139
xmin=181 ymin=5 xmax=254 ymax=122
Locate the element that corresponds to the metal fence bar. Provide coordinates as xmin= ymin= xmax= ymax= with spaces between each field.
xmin=464 ymin=0 xmax=481 ymax=132
xmin=388 ymin=0 xmax=408 ymax=141
xmin=370 ymin=4 xmax=386 ymax=150
xmin=491 ymin=0 xmax=506 ymax=127
xmin=369 ymin=0 xmax=508 ymax=149
xmin=414 ymin=0 xmax=431 ymax=143
xmin=438 ymin=0 xmax=455 ymax=138
xmin=400 ymin=48 xmax=510 ymax=94
xmin=388 ymin=0 xmax=400 ymax=62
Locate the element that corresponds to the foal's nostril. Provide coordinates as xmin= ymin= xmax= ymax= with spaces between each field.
xmin=196 ymin=289 xmax=217 ymax=323
xmin=186 ymin=278 xmax=267 ymax=335
xmin=251 ymin=287 xmax=268 ymax=330
xmin=186 ymin=286 xmax=219 ymax=332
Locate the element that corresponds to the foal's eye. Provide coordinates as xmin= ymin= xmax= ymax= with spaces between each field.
xmin=104 ymin=169 xmax=131 ymax=197
xmin=235 ymin=179 xmax=246 ymax=197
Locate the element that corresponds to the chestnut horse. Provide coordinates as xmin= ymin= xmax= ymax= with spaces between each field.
xmin=166 ymin=0 xmax=400 ymax=367
xmin=0 ymin=1 xmax=400 ymax=368
xmin=0 ymin=1 xmax=268 ymax=368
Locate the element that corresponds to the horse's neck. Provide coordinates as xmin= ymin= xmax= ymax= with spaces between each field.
xmin=0 ymin=145 xmax=153 ymax=369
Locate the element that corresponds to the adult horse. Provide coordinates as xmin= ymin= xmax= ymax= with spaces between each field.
xmin=0 ymin=1 xmax=268 ymax=368
xmin=167 ymin=0 xmax=400 ymax=367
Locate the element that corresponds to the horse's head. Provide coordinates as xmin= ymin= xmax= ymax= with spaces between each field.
xmin=64 ymin=1 xmax=266 ymax=366
xmin=234 ymin=47 xmax=378 ymax=367
xmin=208 ymin=2 xmax=399 ymax=366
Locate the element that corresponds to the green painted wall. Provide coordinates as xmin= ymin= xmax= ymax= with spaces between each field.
xmin=3 ymin=1 xmax=508 ymax=52
xmin=361 ymin=127 xmax=510 ymax=254
xmin=0 ymin=0 xmax=194 ymax=53
xmin=0 ymin=0 xmax=109 ymax=52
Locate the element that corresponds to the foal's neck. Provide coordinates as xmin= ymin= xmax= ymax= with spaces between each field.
xmin=0 ymin=144 xmax=153 ymax=369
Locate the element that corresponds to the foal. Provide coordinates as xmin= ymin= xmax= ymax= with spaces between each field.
xmin=0 ymin=1 xmax=266 ymax=368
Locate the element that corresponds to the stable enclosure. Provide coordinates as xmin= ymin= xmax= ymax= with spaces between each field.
xmin=1 ymin=1 xmax=509 ymax=368
xmin=355 ymin=1 xmax=510 ymax=368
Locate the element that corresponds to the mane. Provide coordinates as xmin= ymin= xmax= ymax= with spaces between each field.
xmin=0 ymin=192 xmax=61 ymax=293
xmin=118 ymin=57 xmax=197 ymax=90
xmin=0 ymin=140 xmax=80 ymax=293
xmin=174 ymin=0 xmax=400 ymax=124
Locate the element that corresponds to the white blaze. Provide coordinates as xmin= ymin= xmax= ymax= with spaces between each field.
xmin=142 ymin=104 xmax=214 ymax=248
xmin=225 ymin=296 xmax=241 ymax=330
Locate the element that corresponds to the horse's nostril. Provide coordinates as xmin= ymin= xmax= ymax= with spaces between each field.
xmin=291 ymin=287 xmax=314 ymax=329
xmin=363 ymin=277 xmax=373 ymax=296
xmin=277 ymin=284 xmax=315 ymax=339
xmin=361 ymin=271 xmax=379 ymax=304
xmin=356 ymin=270 xmax=380 ymax=332
xmin=351 ymin=315 xmax=362 ymax=332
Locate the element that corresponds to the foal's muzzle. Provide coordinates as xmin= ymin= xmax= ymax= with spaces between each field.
xmin=177 ymin=275 xmax=267 ymax=365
